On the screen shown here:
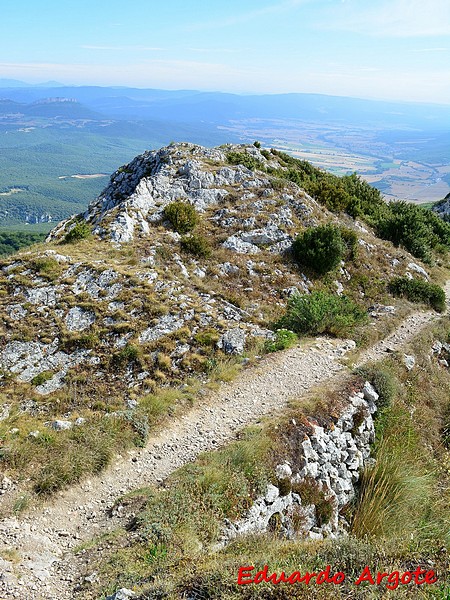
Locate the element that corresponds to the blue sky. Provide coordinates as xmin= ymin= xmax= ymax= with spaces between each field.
xmin=1 ymin=0 xmax=449 ymax=103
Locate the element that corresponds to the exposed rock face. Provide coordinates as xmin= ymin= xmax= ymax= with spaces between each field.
xmin=65 ymin=307 xmax=96 ymax=332
xmin=138 ymin=314 xmax=190 ymax=343
xmin=106 ymin=589 xmax=136 ymax=600
xmin=404 ymin=354 xmax=416 ymax=371
xmin=0 ymin=340 xmax=91 ymax=385
xmin=47 ymin=143 xmax=310 ymax=247
xmin=217 ymin=328 xmax=246 ymax=355
xmin=432 ymin=192 xmax=450 ymax=220
xmin=220 ymin=382 xmax=378 ymax=544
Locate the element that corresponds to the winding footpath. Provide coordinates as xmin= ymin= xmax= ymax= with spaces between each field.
xmin=0 ymin=282 xmax=449 ymax=599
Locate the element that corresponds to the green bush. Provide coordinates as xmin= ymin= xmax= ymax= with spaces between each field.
xmin=375 ymin=201 xmax=450 ymax=263
xmin=265 ymin=329 xmax=298 ymax=352
xmin=388 ymin=276 xmax=446 ymax=312
xmin=264 ymin=153 xmax=450 ymax=264
xmin=354 ymin=365 xmax=397 ymax=410
xmin=63 ymin=221 xmax=91 ymax=243
xmin=180 ymin=234 xmax=211 ymax=258
xmin=292 ymin=224 xmax=346 ymax=275
xmin=112 ymin=344 xmax=142 ymax=367
xmin=226 ymin=151 xmax=263 ymax=171
xmin=339 ymin=227 xmax=359 ymax=260
xmin=164 ymin=201 xmax=198 ymax=234
xmin=31 ymin=371 xmax=54 ymax=386
xmin=277 ymin=291 xmax=367 ymax=337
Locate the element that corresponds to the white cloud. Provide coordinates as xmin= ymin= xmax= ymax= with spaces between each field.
xmin=81 ymin=45 xmax=163 ymax=51
xmin=324 ymin=0 xmax=450 ymax=37
xmin=188 ymin=47 xmax=244 ymax=54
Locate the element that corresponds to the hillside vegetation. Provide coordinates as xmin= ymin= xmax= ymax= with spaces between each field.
xmin=74 ymin=318 xmax=450 ymax=600
xmin=0 ymin=142 xmax=448 ymax=508
xmin=0 ymin=230 xmax=46 ymax=257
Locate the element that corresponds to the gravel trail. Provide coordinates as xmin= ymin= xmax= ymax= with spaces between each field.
xmin=0 ymin=284 xmax=448 ymax=600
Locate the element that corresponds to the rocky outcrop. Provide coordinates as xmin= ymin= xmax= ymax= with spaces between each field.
xmin=47 ymin=143 xmax=310 ymax=246
xmin=432 ymin=192 xmax=450 ymax=220
xmin=217 ymin=328 xmax=246 ymax=355
xmin=0 ymin=339 xmax=92 ymax=389
xmin=106 ymin=589 xmax=136 ymax=599
xmin=220 ymin=382 xmax=379 ymax=544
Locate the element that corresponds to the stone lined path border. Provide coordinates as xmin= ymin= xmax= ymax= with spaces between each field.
xmin=0 ymin=282 xmax=448 ymax=599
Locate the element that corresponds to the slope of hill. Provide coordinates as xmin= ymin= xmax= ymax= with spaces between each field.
xmin=0 ymin=142 xmax=449 ymax=599
xmin=0 ymin=141 xmax=448 ymax=502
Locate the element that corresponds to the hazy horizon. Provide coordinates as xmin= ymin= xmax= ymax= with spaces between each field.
xmin=2 ymin=0 xmax=450 ymax=104
xmin=1 ymin=78 xmax=450 ymax=109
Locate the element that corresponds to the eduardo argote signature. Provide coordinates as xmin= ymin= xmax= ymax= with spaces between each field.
xmin=237 ymin=564 xmax=438 ymax=590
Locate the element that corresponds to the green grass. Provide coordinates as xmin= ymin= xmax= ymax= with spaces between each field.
xmin=351 ymin=406 xmax=433 ymax=539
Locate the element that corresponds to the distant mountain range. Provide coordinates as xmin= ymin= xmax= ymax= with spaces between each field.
xmin=0 ymin=82 xmax=448 ymax=130
xmin=0 ymin=82 xmax=448 ymax=228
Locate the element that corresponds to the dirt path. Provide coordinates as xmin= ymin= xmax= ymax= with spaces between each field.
xmin=1 ymin=284 xmax=448 ymax=600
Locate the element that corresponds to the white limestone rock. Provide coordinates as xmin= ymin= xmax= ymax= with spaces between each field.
xmin=222 ymin=235 xmax=260 ymax=255
xmin=217 ymin=328 xmax=246 ymax=355
xmin=65 ymin=307 xmax=96 ymax=332
xmin=407 ymin=262 xmax=429 ymax=279
xmin=106 ymin=590 xmax=136 ymax=600
xmin=265 ymin=484 xmax=280 ymax=503
xmin=404 ymin=354 xmax=416 ymax=371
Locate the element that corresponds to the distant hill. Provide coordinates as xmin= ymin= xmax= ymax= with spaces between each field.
xmin=0 ymin=84 xmax=448 ymax=227
xmin=2 ymin=85 xmax=449 ymax=129
xmin=23 ymin=98 xmax=102 ymax=120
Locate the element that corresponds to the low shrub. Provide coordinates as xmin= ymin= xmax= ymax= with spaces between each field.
xmin=180 ymin=234 xmax=211 ymax=258
xmin=31 ymin=371 xmax=54 ymax=386
xmin=375 ymin=201 xmax=450 ymax=263
xmin=112 ymin=344 xmax=142 ymax=367
xmin=62 ymin=332 xmax=100 ymax=351
xmin=195 ymin=330 xmax=219 ymax=347
xmin=354 ymin=365 xmax=397 ymax=410
xmin=164 ymin=201 xmax=198 ymax=234
xmin=30 ymin=257 xmax=62 ymax=280
xmin=292 ymin=477 xmax=333 ymax=526
xmin=276 ymin=291 xmax=367 ymax=337
xmin=388 ymin=276 xmax=446 ymax=312
xmin=292 ymin=224 xmax=345 ymax=275
xmin=339 ymin=227 xmax=359 ymax=260
xmin=226 ymin=151 xmax=263 ymax=171
xmin=63 ymin=221 xmax=91 ymax=243
xmin=265 ymin=329 xmax=298 ymax=353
